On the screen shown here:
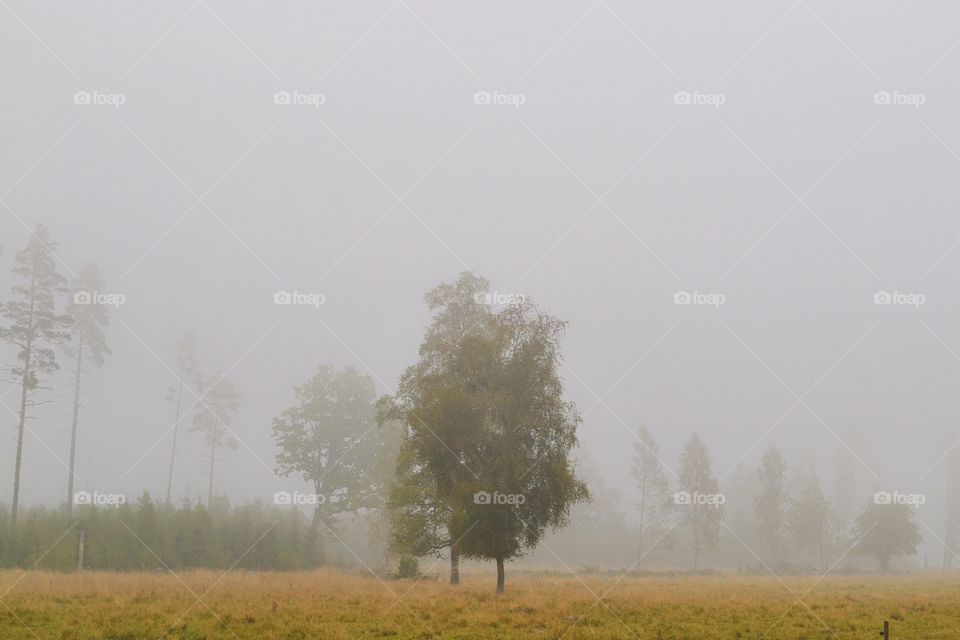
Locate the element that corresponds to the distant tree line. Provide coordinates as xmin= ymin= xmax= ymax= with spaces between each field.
xmin=0 ymin=495 xmax=320 ymax=571
xmin=0 ymin=230 xmax=943 ymax=589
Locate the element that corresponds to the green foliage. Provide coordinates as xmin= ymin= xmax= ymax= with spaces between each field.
xmin=272 ymin=366 xmax=394 ymax=534
xmin=0 ymin=496 xmax=321 ymax=571
xmin=384 ymin=272 xmax=494 ymax=559
xmin=854 ymin=501 xmax=921 ymax=571
xmin=397 ymin=554 xmax=419 ymax=578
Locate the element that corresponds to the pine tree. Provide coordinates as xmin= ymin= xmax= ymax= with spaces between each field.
xmin=64 ymin=263 xmax=112 ymax=517
xmin=0 ymin=225 xmax=72 ymax=534
xmin=754 ymin=444 xmax=788 ymax=562
xmin=189 ymin=374 xmax=241 ymax=504
xmin=165 ymin=332 xmax=199 ymax=504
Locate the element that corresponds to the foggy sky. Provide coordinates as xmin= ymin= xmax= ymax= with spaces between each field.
xmin=2 ymin=1 xmax=960 ymax=555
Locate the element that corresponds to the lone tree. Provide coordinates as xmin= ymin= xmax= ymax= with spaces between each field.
xmin=382 ymin=272 xmax=493 ymax=585
xmin=189 ymin=374 xmax=242 ymax=504
xmin=787 ymin=474 xmax=832 ymax=570
xmin=64 ymin=263 xmax=112 ymax=517
xmin=455 ymin=300 xmax=588 ymax=593
xmin=630 ymin=425 xmax=672 ymax=567
xmin=165 ymin=331 xmax=199 ymax=504
xmin=272 ymin=366 xmax=383 ymax=532
xmin=854 ymin=501 xmax=921 ymax=571
xmin=0 ymin=225 xmax=71 ymax=532
xmin=754 ymin=444 xmax=788 ymax=562
xmin=677 ymin=433 xmax=723 ymax=570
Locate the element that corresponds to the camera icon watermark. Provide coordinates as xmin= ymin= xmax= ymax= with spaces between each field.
xmin=273 ymin=490 xmax=326 ymax=506
xmin=74 ymin=490 xmax=127 ymax=506
xmin=473 ymin=490 xmax=526 ymax=505
xmin=273 ymin=90 xmax=326 ymax=109
xmin=473 ymin=90 xmax=526 ymax=109
xmin=74 ymin=290 xmax=126 ymax=309
xmin=673 ymin=290 xmax=726 ymax=308
xmin=873 ymin=490 xmax=925 ymax=507
xmin=673 ymin=90 xmax=725 ymax=109
xmin=474 ymin=291 xmax=526 ymax=306
xmin=873 ymin=290 xmax=925 ymax=308
xmin=273 ymin=290 xmax=326 ymax=308
xmin=673 ymin=491 xmax=725 ymax=507
xmin=873 ymin=90 xmax=925 ymax=109
xmin=73 ymin=90 xmax=126 ymax=109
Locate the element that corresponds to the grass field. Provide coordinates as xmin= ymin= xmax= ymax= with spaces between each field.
xmin=1 ymin=569 xmax=957 ymax=639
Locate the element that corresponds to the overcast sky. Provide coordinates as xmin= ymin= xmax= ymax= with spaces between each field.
xmin=2 ymin=1 xmax=960 ymax=536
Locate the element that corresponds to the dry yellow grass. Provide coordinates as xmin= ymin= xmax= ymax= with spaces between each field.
xmin=1 ymin=568 xmax=958 ymax=639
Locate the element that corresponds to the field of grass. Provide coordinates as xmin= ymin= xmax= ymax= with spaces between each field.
xmin=1 ymin=568 xmax=958 ymax=639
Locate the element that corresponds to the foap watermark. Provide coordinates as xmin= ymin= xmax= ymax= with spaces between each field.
xmin=473 ymin=90 xmax=526 ymax=109
xmin=274 ymin=290 xmax=326 ymax=308
xmin=674 ymin=290 xmax=726 ymax=308
xmin=274 ymin=490 xmax=326 ymax=506
xmin=474 ymin=291 xmax=526 ymax=306
xmin=873 ymin=290 xmax=925 ymax=308
xmin=74 ymin=490 xmax=127 ymax=507
xmin=674 ymin=491 xmax=725 ymax=507
xmin=673 ymin=90 xmax=725 ymax=109
xmin=873 ymin=490 xmax=925 ymax=507
xmin=73 ymin=90 xmax=126 ymax=109
xmin=873 ymin=90 xmax=926 ymax=109
xmin=74 ymin=290 xmax=126 ymax=308
xmin=273 ymin=90 xmax=326 ymax=109
xmin=474 ymin=491 xmax=526 ymax=506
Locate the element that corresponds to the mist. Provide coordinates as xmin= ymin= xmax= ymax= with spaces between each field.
xmin=3 ymin=0 xmax=960 ymax=577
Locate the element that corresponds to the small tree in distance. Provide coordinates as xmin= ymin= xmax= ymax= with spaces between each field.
xmin=272 ymin=365 xmax=383 ymax=534
xmin=630 ymin=425 xmax=672 ymax=567
xmin=754 ymin=444 xmax=788 ymax=563
xmin=787 ymin=474 xmax=832 ymax=570
xmin=189 ymin=374 xmax=242 ymax=504
xmin=854 ymin=501 xmax=921 ymax=571
xmin=677 ymin=433 xmax=723 ymax=570
xmin=166 ymin=331 xmax=199 ymax=504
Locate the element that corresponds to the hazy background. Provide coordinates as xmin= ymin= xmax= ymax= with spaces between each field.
xmin=2 ymin=0 xmax=960 ymax=562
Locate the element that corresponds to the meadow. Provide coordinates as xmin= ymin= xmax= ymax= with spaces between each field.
xmin=1 ymin=569 xmax=957 ymax=639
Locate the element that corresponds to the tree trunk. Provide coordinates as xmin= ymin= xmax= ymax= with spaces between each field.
xmin=450 ymin=544 xmax=460 ymax=585
xmin=165 ymin=378 xmax=184 ymax=504
xmin=636 ymin=493 xmax=646 ymax=570
xmin=11 ymin=357 xmax=30 ymax=534
xmin=66 ymin=336 xmax=84 ymax=518
xmin=692 ymin=526 xmax=700 ymax=571
xmin=496 ymin=557 xmax=505 ymax=594
xmin=11 ymin=275 xmax=37 ymax=538
xmin=207 ymin=430 xmax=217 ymax=505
